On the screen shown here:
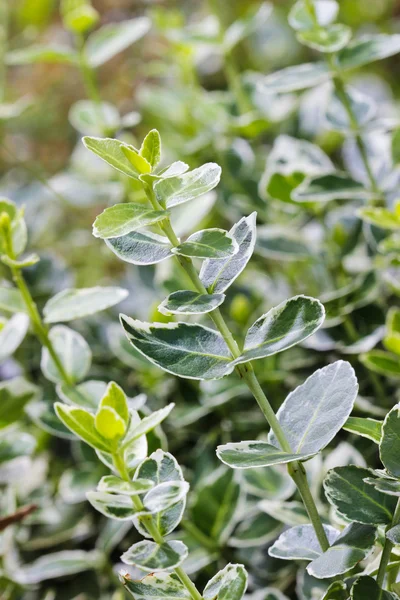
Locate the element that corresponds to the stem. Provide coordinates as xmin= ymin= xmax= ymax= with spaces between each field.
xmin=377 ymin=498 xmax=400 ymax=591
xmin=143 ymin=186 xmax=330 ymax=552
xmin=76 ymin=34 xmax=107 ymax=134
xmin=113 ymin=451 xmax=203 ymax=600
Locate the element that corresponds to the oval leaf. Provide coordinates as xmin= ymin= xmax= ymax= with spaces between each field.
xmin=121 ymin=540 xmax=188 ymax=572
xmin=158 ymin=290 xmax=225 ymax=315
xmin=43 ymin=286 xmax=128 ymax=323
xmin=154 ymin=163 xmax=221 ymax=209
xmin=217 ymin=441 xmax=315 ymax=469
xmin=93 ymin=203 xmax=169 ymax=239
xmin=106 ymin=230 xmax=172 ymax=265
xmin=172 ymin=228 xmax=238 ymax=259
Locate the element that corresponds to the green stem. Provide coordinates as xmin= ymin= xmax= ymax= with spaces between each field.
xmin=113 ymin=452 xmax=203 ymax=600
xmin=377 ymin=498 xmax=400 ymax=591
xmin=143 ymin=185 xmax=330 ymax=552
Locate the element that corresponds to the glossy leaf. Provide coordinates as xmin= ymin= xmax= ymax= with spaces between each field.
xmin=158 ymin=290 xmax=225 ymax=315
xmin=172 ymin=228 xmax=237 ymax=259
xmin=122 ymin=572 xmax=191 ymax=599
xmin=154 ymin=163 xmax=221 ymax=208
xmin=203 ymin=564 xmax=248 ymax=600
xmin=343 ymin=417 xmax=382 ymax=444
xmin=93 ymin=203 xmax=170 ymax=239
xmin=85 ymin=17 xmax=151 ymax=67
xmin=43 ymin=286 xmax=128 ymax=322
xmin=269 ymin=361 xmax=358 ymax=454
xmin=106 ymin=230 xmax=172 ymax=265
xmin=121 ymin=540 xmax=188 ymax=572
xmin=54 ymin=403 xmax=110 ymax=452
xmin=217 ymin=441 xmax=315 ymax=469
xmin=307 ymin=523 xmax=376 ymax=579
xmin=269 ymin=524 xmax=339 ymax=560
xmin=234 ymin=296 xmax=325 ymax=365
xmin=323 ymin=466 xmax=396 ymax=524
xmin=41 ymin=326 xmax=91 ymax=384
xmin=120 ymin=316 xmax=235 ymax=380
xmin=200 ymin=213 xmax=257 ymax=293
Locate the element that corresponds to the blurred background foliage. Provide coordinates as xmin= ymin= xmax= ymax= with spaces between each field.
xmin=2 ymin=0 xmax=400 ymax=598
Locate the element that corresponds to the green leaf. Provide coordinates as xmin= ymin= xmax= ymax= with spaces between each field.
xmin=269 ymin=361 xmax=358 ymax=454
xmin=159 ymin=290 xmax=225 ymax=316
xmin=217 ymin=441 xmax=315 ymax=469
xmin=133 ymin=450 xmax=186 ymax=537
xmin=323 ymin=466 xmax=397 ymax=524
xmin=289 ymin=1 xmax=339 ymax=31
xmin=364 ymin=476 xmax=400 ymax=497
xmin=351 ymin=576 xmax=399 ymax=600
xmin=54 ymin=403 xmax=111 ymax=452
xmin=122 ymin=571 xmax=192 ymax=599
xmin=121 ymin=145 xmax=152 ymax=174
xmin=154 ymin=163 xmax=221 ymax=209
xmin=82 ymin=136 xmax=144 ymax=179
xmin=121 ymin=540 xmax=188 ymax=572
xmin=99 ymin=381 xmax=129 ymax=423
xmin=0 ymin=431 xmax=36 ymax=463
xmin=0 ymin=286 xmax=26 ymax=313
xmin=360 ymin=350 xmax=400 ymax=378
xmin=85 ymin=17 xmax=151 ymax=67
xmin=257 ymin=62 xmax=331 ymax=93
xmin=62 ymin=1 xmax=99 ymax=34
xmin=106 ymin=230 xmax=173 ymax=265
xmin=120 ymin=316 xmax=235 ymax=380
xmin=200 ymin=213 xmax=257 ymax=294
xmin=143 ymin=481 xmax=189 ymax=513
xmin=293 ymin=173 xmax=371 ymax=203
xmin=41 ymin=325 xmax=92 ymax=384
xmin=325 ymin=87 xmax=377 ymax=132
xmin=56 ymin=379 xmax=107 ymax=410
xmin=358 ymin=206 xmax=400 ymax=230
xmin=172 ymin=228 xmax=238 ymax=259
xmin=269 ymin=524 xmax=340 ymax=560
xmin=380 ymin=404 xmax=400 ymax=477
xmin=69 ymin=99 xmax=121 ymax=136
xmin=93 ymin=203 xmax=169 ymax=239
xmin=86 ymin=490 xmax=137 ymax=520
xmin=14 ymin=550 xmax=103 ymax=585
xmin=203 ymin=564 xmax=248 ymax=600
xmin=0 ymin=377 xmax=39 ymax=429
xmin=0 ymin=313 xmax=29 ymax=364
xmin=43 ymin=286 xmax=128 ymax=322
xmin=343 ymin=417 xmax=382 ymax=444
xmin=338 ymin=34 xmax=400 ymax=71
xmin=95 ymin=406 xmax=127 ymax=439
xmin=122 ymin=403 xmax=175 ymax=446
xmin=97 ymin=475 xmax=154 ymax=495
xmin=234 ymin=296 xmax=325 ymax=365
xmin=322 ymin=582 xmax=349 ymax=600
xmin=298 ymin=24 xmax=351 ymax=53
xmin=256 ymin=226 xmax=313 ymax=261
xmin=307 ymin=523 xmax=376 ymax=579
xmin=6 ymin=45 xmax=78 ymax=65
xmin=230 ymin=511 xmax=281 ymax=548
xmin=140 ymin=129 xmax=161 ymax=168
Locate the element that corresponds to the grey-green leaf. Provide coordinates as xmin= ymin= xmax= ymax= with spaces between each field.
xmin=200 ymin=213 xmax=257 ymax=294
xmin=86 ymin=491 xmax=137 ymax=520
xmin=234 ymin=296 xmax=325 ymax=365
xmin=41 ymin=326 xmax=91 ymax=383
xmin=106 ymin=230 xmax=172 ymax=265
xmin=154 ymin=163 xmax=221 ymax=209
xmin=380 ymin=404 xmax=400 ymax=477
xmin=338 ymin=34 xmax=400 ymax=71
xmin=122 ymin=571 xmax=191 ymax=599
xmin=83 ymin=136 xmax=143 ymax=179
xmin=85 ymin=17 xmax=151 ymax=67
xmin=269 ymin=524 xmax=340 ymax=561
xmin=121 ymin=540 xmax=188 ymax=572
xmin=158 ymin=290 xmax=226 ymax=316
xmin=172 ymin=228 xmax=237 ymax=259
xmin=298 ymin=24 xmax=351 ymax=53
xmin=120 ymin=316 xmax=235 ymax=380
xmin=292 ymin=173 xmax=371 ymax=203
xmin=93 ymin=203 xmax=170 ymax=239
xmin=98 ymin=475 xmax=154 ymax=495
xmin=257 ymin=62 xmax=331 ymax=93
xmin=0 ymin=313 xmax=29 ymax=364
xmin=203 ymin=564 xmax=248 ymax=600
xmin=307 ymin=523 xmax=376 ymax=579
xmin=43 ymin=286 xmax=128 ymax=323
xmin=0 ymin=286 xmax=26 ymax=313
xmin=269 ymin=361 xmax=358 ymax=454
xmin=323 ymin=466 xmax=396 ymax=524
xmin=216 ymin=441 xmax=315 ymax=469
xmin=143 ymin=481 xmax=190 ymax=513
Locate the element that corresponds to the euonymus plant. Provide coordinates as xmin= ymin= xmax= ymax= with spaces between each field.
xmin=3 ymin=0 xmax=400 ymax=598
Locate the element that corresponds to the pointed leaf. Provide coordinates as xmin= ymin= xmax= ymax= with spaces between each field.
xmin=121 ymin=145 xmax=152 ymax=174
xmin=120 ymin=316 xmax=235 ymax=380
xmin=203 ymin=564 xmax=248 ymax=600
xmin=54 ymin=403 xmax=111 ymax=452
xmin=95 ymin=406 xmax=127 ymax=439
xmin=122 ymin=403 xmax=175 ymax=446
xmin=158 ymin=290 xmax=225 ymax=315
xmin=140 ymin=129 xmax=161 ymax=168
xmin=93 ymin=203 xmax=169 ymax=239
xmin=269 ymin=524 xmax=340 ymax=560
xmin=154 ymin=163 xmax=221 ymax=208
xmin=121 ymin=540 xmax=188 ymax=572
xmin=99 ymin=381 xmax=129 ymax=423
xmin=85 ymin=17 xmax=151 ymax=67
xmin=106 ymin=230 xmax=172 ymax=265
xmin=83 ymin=136 xmax=143 ymax=179
xmin=343 ymin=417 xmax=382 ymax=444
xmin=360 ymin=350 xmax=400 ymax=378
xmin=43 ymin=286 xmax=128 ymax=322
xmin=200 ymin=213 xmax=257 ymax=293
xmin=234 ymin=296 xmax=325 ymax=365
xmin=323 ymin=466 xmax=397 ymax=524
xmin=172 ymin=228 xmax=237 ymax=259
xmin=217 ymin=441 xmax=315 ymax=469
xmin=269 ymin=361 xmax=358 ymax=454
